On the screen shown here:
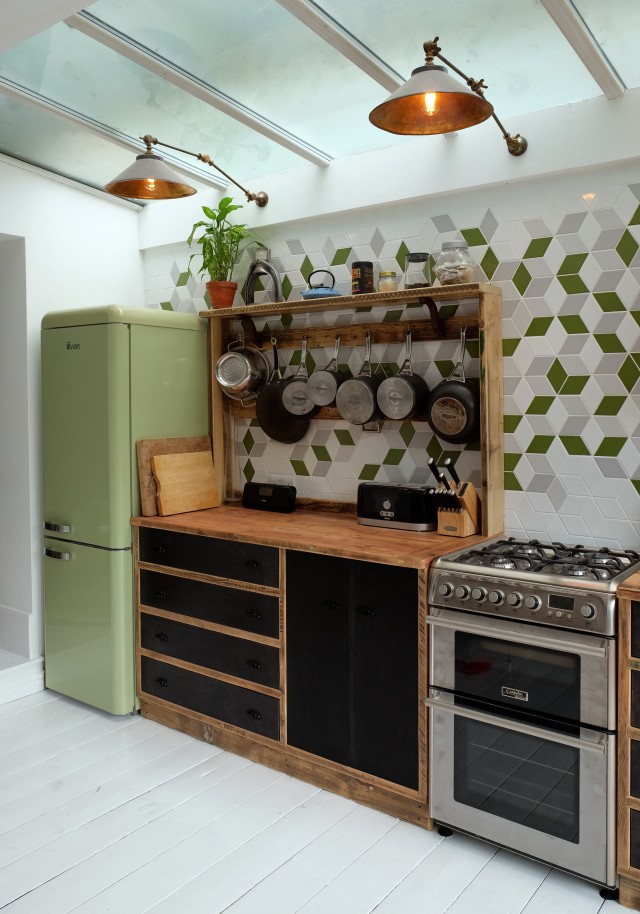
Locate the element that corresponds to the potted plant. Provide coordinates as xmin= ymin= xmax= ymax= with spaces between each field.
xmin=187 ymin=196 xmax=258 ymax=309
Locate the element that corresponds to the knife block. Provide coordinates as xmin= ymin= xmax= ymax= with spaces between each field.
xmin=437 ymin=482 xmax=481 ymax=537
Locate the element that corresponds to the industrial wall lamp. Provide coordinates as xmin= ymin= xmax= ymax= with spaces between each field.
xmin=104 ymin=134 xmax=269 ymax=206
xmin=369 ymin=37 xmax=528 ymax=156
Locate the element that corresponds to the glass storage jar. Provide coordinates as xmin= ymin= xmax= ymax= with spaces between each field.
xmin=378 ymin=270 xmax=399 ymax=292
xmin=403 ymin=252 xmax=430 ymax=288
xmin=433 ymin=240 xmax=476 ymax=285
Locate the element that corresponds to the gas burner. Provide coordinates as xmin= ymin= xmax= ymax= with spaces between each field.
xmin=564 ymin=564 xmax=591 ymax=577
xmin=491 ymin=557 xmax=516 ymax=569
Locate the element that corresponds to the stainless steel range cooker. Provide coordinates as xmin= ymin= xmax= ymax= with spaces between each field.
xmin=427 ymin=537 xmax=640 ymax=892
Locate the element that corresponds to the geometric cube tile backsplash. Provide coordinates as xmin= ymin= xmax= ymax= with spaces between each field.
xmin=143 ymin=161 xmax=640 ymax=549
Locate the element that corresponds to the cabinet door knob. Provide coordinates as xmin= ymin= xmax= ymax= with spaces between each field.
xmin=245 ymin=610 xmax=262 ymax=620
xmin=154 ymin=632 xmax=168 ymax=643
xmin=244 ymin=559 xmax=262 ymax=571
xmin=246 ymin=659 xmax=262 ymax=670
xmin=152 ymin=589 xmax=167 ymax=598
xmin=356 ymin=606 xmax=377 ymax=617
xmin=246 ymin=709 xmax=262 ymax=721
xmin=322 ymin=601 xmax=341 ymax=612
xmin=155 ymin=677 xmax=168 ymax=687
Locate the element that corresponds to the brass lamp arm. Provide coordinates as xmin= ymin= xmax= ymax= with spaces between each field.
xmin=142 ymin=135 xmax=269 ymax=206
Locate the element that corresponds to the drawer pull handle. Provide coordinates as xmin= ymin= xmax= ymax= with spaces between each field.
xmin=246 ymin=709 xmax=262 ymax=721
xmin=356 ymin=606 xmax=377 ymax=617
xmin=153 ymin=589 xmax=167 ymax=598
xmin=322 ymin=601 xmax=341 ymax=612
xmin=245 ymin=559 xmax=262 ymax=571
xmin=155 ymin=677 xmax=169 ymax=688
xmin=154 ymin=632 xmax=168 ymax=643
xmin=245 ymin=610 xmax=262 ymax=620
xmin=246 ymin=659 xmax=262 ymax=671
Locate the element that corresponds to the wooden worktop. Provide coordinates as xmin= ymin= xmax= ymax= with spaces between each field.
xmin=132 ymin=504 xmax=490 ymax=570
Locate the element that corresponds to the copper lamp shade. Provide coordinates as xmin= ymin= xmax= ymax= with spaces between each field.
xmin=105 ymin=149 xmax=196 ymax=200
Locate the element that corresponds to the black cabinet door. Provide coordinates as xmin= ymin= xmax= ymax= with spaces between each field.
xmin=348 ymin=560 xmax=419 ymax=790
xmin=286 ymin=551 xmax=349 ymax=765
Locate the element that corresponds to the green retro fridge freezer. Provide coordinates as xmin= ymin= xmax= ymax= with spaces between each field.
xmin=41 ymin=306 xmax=209 ymax=714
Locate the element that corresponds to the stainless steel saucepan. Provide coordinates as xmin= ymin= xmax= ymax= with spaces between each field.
xmin=335 ymin=332 xmax=381 ymax=425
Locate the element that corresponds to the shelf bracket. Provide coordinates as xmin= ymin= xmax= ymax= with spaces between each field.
xmin=420 ymin=297 xmax=445 ymax=338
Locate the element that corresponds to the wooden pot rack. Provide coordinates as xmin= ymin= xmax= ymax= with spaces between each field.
xmin=199 ymin=282 xmax=504 ymax=537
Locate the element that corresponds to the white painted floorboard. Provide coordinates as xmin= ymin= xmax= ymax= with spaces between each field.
xmin=0 ymin=691 xmax=629 ymax=914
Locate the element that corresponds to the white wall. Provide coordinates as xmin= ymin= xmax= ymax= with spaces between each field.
xmin=0 ymin=155 xmax=144 ymax=661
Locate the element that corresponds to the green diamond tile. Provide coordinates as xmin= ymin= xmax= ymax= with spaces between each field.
xmin=434 ymin=359 xmax=455 ymax=378
xmin=558 ymin=253 xmax=588 ymax=275
xmin=558 ymin=314 xmax=588 ymax=334
xmin=242 ymin=430 xmax=255 ymax=453
xmin=594 ymin=333 xmax=625 ymax=353
xmin=617 ymin=229 xmax=639 ymax=267
xmin=595 ymin=437 xmax=626 ymax=457
xmin=504 ymin=453 xmax=522 ymax=472
xmin=461 ymin=228 xmax=487 ymax=246
xmin=354 ymin=306 xmax=373 ymax=313
xmin=503 ymin=415 xmax=522 ymax=433
xmin=300 ymin=257 xmax=314 ymax=282
xmin=160 ymin=301 xmax=173 ymax=311
xmin=282 ymin=275 xmax=293 ymax=300
xmin=561 ymin=375 xmax=588 ymax=395
xmin=438 ymin=304 xmax=459 ymax=320
xmin=594 ymin=292 xmax=625 ymax=312
xmin=558 ymin=274 xmax=589 ymax=294
xmin=619 ymin=356 xmax=640 ymax=391
xmin=630 ymin=205 xmax=640 ymax=225
xmin=395 ymin=241 xmax=410 ymax=271
xmin=331 ymin=247 xmax=352 ymax=266
xmin=243 ymin=459 xmax=255 ymax=482
xmin=359 ymin=463 xmax=381 ymax=481
xmin=176 ymin=271 xmax=189 ymax=287
xmin=523 ymin=237 xmax=552 ymax=258
xmin=312 ymin=445 xmax=331 ymax=461
xmin=334 ymin=429 xmax=355 ymax=446
xmin=526 ymin=396 xmax=554 ymax=414
xmin=480 ymin=247 xmax=499 ymax=280
xmin=426 ymin=438 xmax=444 ymax=462
xmin=560 ymin=436 xmax=590 ymax=455
xmin=504 ymin=472 xmax=523 ymax=491
xmin=632 ymin=311 xmax=640 ymax=327
xmin=399 ymin=422 xmax=415 ymax=446
xmin=383 ymin=310 xmax=404 ymax=323
xmin=527 ymin=435 xmax=554 ymax=453
xmin=547 ymin=359 xmax=568 ymax=393
xmin=249 ymin=418 xmax=260 ymax=428
xmin=290 ymin=459 xmax=309 ymax=476
xmin=503 ymin=339 xmax=520 ymax=357
xmin=513 ymin=263 xmax=532 ymax=296
xmin=383 ymin=449 xmax=404 ymax=466
xmin=595 ymin=395 xmax=626 ymax=415
xmin=280 ymin=312 xmax=293 ymax=328
xmin=632 ymin=480 xmax=640 ymax=496
xmin=525 ymin=316 xmax=553 ymax=337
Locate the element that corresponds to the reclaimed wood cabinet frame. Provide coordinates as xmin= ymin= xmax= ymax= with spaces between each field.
xmin=200 ymin=281 xmax=504 ymax=537
xmin=617 ymin=578 xmax=640 ymax=910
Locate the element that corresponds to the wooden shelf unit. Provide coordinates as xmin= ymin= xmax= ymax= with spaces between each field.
xmin=200 ymin=281 xmax=504 ymax=537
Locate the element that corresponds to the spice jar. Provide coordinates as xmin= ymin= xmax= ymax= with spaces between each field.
xmin=403 ymin=252 xmax=430 ymax=289
xmin=351 ymin=261 xmax=374 ymax=295
xmin=433 ymin=240 xmax=476 ymax=285
xmin=377 ymin=270 xmax=399 ymax=292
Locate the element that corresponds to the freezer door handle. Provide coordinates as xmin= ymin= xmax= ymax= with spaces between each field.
xmin=44 ymin=547 xmax=71 ymax=561
xmin=44 ymin=521 xmax=71 ymax=533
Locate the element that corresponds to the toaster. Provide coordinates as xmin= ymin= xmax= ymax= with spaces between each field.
xmin=356 ymin=483 xmax=437 ymax=532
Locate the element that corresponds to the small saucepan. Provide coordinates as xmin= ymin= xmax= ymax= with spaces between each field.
xmin=426 ymin=326 xmax=480 ymax=444
xmin=376 ymin=331 xmax=429 ymax=420
xmin=281 ymin=338 xmax=320 ymax=418
xmin=335 ymin=332 xmax=382 ymax=425
xmin=255 ymin=338 xmax=311 ymax=443
xmin=307 ymin=337 xmax=345 ymax=407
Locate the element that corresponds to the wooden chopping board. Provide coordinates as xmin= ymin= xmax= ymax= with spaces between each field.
xmin=151 ymin=451 xmax=219 ymax=515
xmin=136 ymin=435 xmax=212 ymax=516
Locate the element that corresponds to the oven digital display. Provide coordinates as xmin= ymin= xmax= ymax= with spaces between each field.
xmin=548 ymin=593 xmax=574 ymax=611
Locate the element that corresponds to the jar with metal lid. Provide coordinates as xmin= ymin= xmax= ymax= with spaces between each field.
xmin=377 ymin=270 xmax=399 ymax=292
xmin=403 ymin=252 xmax=430 ymax=289
xmin=433 ymin=240 xmax=476 ymax=285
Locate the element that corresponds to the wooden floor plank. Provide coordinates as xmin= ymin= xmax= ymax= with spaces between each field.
xmin=443 ymin=847 xmax=549 ymax=914
xmin=520 ymin=868 xmax=608 ymax=914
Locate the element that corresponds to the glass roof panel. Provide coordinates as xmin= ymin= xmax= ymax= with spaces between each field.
xmin=0 ymin=20 xmax=307 ymax=184
xmin=572 ymin=0 xmax=640 ymax=88
xmin=84 ymin=0 xmax=405 ymax=158
xmin=316 ymin=0 xmax=604 ymax=117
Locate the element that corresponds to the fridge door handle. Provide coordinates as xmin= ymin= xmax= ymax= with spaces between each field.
xmin=44 ymin=547 xmax=71 ymax=561
xmin=44 ymin=521 xmax=71 ymax=533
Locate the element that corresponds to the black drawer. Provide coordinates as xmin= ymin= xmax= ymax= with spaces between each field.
xmin=141 ymin=657 xmax=279 ymax=740
xmin=139 ymin=570 xmax=279 ymax=638
xmin=141 ymin=613 xmax=279 ymax=689
xmin=138 ymin=528 xmax=279 ymax=588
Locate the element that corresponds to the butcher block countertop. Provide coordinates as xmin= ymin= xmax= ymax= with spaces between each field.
xmin=131 ymin=504 xmax=490 ymax=570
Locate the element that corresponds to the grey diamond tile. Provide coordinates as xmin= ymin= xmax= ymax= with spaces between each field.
xmin=370 ymin=228 xmax=385 ymax=258
xmin=593 ymin=228 xmax=625 ymax=251
xmin=480 ymin=209 xmax=499 ymax=241
xmin=286 ymin=239 xmax=305 ymax=255
xmin=557 ymin=213 xmax=587 ymax=234
xmin=523 ymin=218 xmax=551 ymax=237
xmin=431 ymin=215 xmax=457 ymax=233
xmin=594 ymin=457 xmax=627 ymax=478
xmin=594 ymin=209 xmax=624 ymax=229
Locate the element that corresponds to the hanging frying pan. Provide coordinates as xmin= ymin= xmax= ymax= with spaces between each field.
xmin=255 ymin=338 xmax=311 ymax=443
xmin=335 ymin=332 xmax=382 ymax=425
xmin=425 ymin=326 xmax=480 ymax=444
xmin=281 ymin=338 xmax=320 ymax=417
xmin=307 ymin=336 xmax=345 ymax=407
xmin=376 ymin=330 xmax=429 ymax=420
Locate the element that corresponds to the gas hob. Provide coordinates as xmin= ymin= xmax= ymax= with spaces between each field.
xmin=429 ymin=537 xmax=640 ymax=637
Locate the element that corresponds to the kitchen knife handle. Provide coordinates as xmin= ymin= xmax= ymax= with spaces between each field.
xmin=44 ymin=521 xmax=71 ymax=533
xmin=427 ymin=458 xmax=443 ymax=486
xmin=443 ymin=458 xmax=460 ymax=486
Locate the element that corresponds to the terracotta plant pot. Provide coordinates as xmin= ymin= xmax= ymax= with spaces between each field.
xmin=206 ymin=280 xmax=237 ymax=309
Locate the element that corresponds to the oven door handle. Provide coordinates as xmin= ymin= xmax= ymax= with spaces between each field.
xmin=425 ymin=691 xmax=607 ymax=754
xmin=425 ymin=613 xmax=608 ymax=658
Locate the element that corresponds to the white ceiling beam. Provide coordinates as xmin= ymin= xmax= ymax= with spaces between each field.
xmin=273 ymin=0 xmax=403 ymax=92
xmin=66 ymin=11 xmax=332 ymax=168
xmin=539 ymin=0 xmax=624 ymax=99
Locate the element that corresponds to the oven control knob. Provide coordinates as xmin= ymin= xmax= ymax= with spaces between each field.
xmin=507 ymin=592 xmax=522 ymax=607
xmin=471 ymin=587 xmax=487 ymax=603
xmin=488 ymin=590 xmax=504 ymax=605
xmin=455 ymin=585 xmax=470 ymax=600
xmin=438 ymin=582 xmax=454 ymax=598
xmin=580 ymin=603 xmax=597 ymax=620
xmin=524 ymin=595 xmax=542 ymax=612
